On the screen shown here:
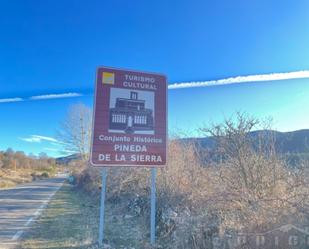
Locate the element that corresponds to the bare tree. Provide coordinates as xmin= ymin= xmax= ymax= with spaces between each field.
xmin=58 ymin=103 xmax=92 ymax=161
xmin=200 ymin=112 xmax=309 ymax=231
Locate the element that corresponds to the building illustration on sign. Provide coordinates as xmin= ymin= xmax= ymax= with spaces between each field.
xmin=109 ymin=88 xmax=154 ymax=134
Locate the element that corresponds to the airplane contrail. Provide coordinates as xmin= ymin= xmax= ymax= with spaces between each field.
xmin=30 ymin=92 xmax=83 ymax=100
xmin=1 ymin=70 xmax=309 ymax=103
xmin=168 ymin=70 xmax=309 ymax=89
xmin=0 ymin=92 xmax=83 ymax=103
xmin=0 ymin=97 xmax=23 ymax=103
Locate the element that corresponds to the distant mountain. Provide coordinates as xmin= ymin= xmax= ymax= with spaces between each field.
xmin=183 ymin=129 xmax=309 ymax=154
xmin=181 ymin=129 xmax=309 ymax=166
xmin=250 ymin=129 xmax=309 ymax=154
xmin=56 ymin=153 xmax=82 ymax=165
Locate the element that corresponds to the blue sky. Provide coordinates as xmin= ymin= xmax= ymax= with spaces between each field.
xmin=1 ymin=0 xmax=309 ymax=157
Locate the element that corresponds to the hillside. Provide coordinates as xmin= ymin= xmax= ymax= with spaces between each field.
xmin=55 ymin=154 xmax=81 ymax=165
xmin=183 ymin=129 xmax=309 ymax=153
xmin=181 ymin=129 xmax=309 ymax=167
xmin=251 ymin=129 xmax=309 ymax=153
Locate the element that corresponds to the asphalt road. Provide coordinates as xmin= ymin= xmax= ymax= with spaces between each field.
xmin=0 ymin=177 xmax=65 ymax=249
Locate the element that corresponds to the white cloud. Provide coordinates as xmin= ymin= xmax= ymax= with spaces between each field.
xmin=33 ymin=135 xmax=59 ymax=142
xmin=0 ymin=97 xmax=23 ymax=103
xmin=168 ymin=70 xmax=309 ymax=89
xmin=20 ymin=135 xmax=59 ymax=143
xmin=43 ymin=147 xmax=61 ymax=152
xmin=61 ymin=149 xmax=77 ymax=154
xmin=30 ymin=92 xmax=83 ymax=100
xmin=50 ymin=141 xmax=67 ymax=146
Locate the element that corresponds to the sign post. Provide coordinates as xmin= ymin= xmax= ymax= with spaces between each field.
xmin=150 ymin=168 xmax=157 ymax=244
xmin=98 ymin=168 xmax=107 ymax=246
xmin=90 ymin=66 xmax=167 ymax=245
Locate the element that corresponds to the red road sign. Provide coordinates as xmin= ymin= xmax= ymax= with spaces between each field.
xmin=90 ymin=67 xmax=167 ymax=167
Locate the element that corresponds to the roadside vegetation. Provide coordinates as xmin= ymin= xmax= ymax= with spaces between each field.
xmin=0 ymin=149 xmax=57 ymax=188
xmin=22 ymin=104 xmax=307 ymax=248
xmin=20 ymin=183 xmax=152 ymax=249
xmin=59 ymin=105 xmax=309 ymax=249
xmin=20 ymin=184 xmax=99 ymax=249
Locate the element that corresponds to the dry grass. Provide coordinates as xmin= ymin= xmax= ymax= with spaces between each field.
xmin=20 ymin=184 xmax=99 ymax=249
xmin=0 ymin=168 xmax=55 ymax=189
xmin=19 ymin=183 xmax=155 ymax=249
xmin=0 ymin=169 xmax=33 ymax=189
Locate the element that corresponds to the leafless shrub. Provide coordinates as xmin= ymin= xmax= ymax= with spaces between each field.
xmin=200 ymin=112 xmax=309 ymax=232
xmin=158 ymin=139 xmax=211 ymax=210
xmin=73 ymin=112 xmax=309 ymax=248
xmin=73 ymin=163 xmax=149 ymax=202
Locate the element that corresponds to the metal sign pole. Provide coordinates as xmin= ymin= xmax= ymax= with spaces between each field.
xmin=150 ymin=167 xmax=157 ymax=245
xmin=98 ymin=168 xmax=107 ymax=246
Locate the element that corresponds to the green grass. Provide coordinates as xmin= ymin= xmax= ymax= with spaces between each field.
xmin=20 ymin=184 xmax=152 ymax=249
